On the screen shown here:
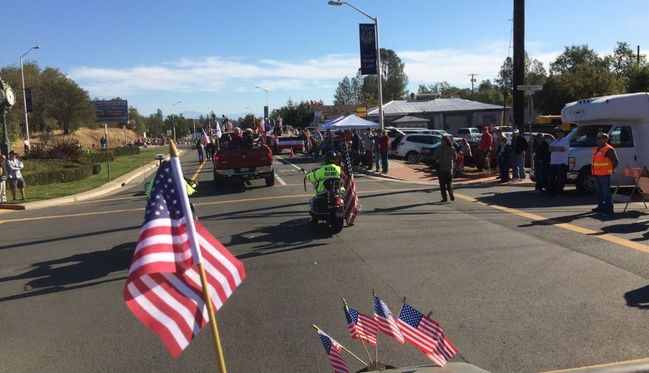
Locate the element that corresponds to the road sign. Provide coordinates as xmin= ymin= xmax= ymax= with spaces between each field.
xmin=516 ymin=84 xmax=543 ymax=92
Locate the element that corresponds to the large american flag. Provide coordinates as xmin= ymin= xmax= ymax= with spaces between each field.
xmin=373 ymin=296 xmax=404 ymax=344
xmin=317 ymin=330 xmax=349 ymax=373
xmin=344 ymin=305 xmax=378 ymax=346
xmin=123 ymin=159 xmax=246 ymax=358
xmin=397 ymin=303 xmax=458 ymax=366
xmin=338 ymin=141 xmax=360 ymax=225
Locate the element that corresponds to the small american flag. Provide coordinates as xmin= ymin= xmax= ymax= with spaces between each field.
xmin=344 ymin=305 xmax=379 ymax=346
xmin=317 ymin=330 xmax=349 ymax=373
xmin=124 ymin=159 xmax=245 ymax=357
xmin=338 ymin=141 xmax=360 ymax=225
xmin=373 ymin=296 xmax=404 ymax=344
xmin=397 ymin=303 xmax=457 ymax=366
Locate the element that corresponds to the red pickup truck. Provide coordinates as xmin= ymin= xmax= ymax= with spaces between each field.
xmin=213 ymin=134 xmax=275 ymax=188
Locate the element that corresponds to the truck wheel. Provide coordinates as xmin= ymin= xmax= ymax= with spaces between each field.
xmin=265 ymin=172 xmax=275 ymax=187
xmin=406 ymin=151 xmax=419 ymax=163
xmin=576 ymin=168 xmax=596 ymax=195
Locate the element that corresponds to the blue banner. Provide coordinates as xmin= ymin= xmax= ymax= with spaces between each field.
xmin=24 ymin=88 xmax=33 ymax=113
xmin=93 ymin=99 xmax=128 ymax=122
xmin=359 ymin=23 xmax=377 ymax=75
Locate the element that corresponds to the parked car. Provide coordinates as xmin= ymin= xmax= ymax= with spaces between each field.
xmin=456 ymin=127 xmax=481 ymax=142
xmin=420 ymin=139 xmax=461 ymax=167
xmin=393 ymin=133 xmax=442 ymax=163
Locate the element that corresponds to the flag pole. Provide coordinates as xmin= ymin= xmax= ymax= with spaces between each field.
xmin=373 ymin=289 xmax=378 ymax=363
xmin=342 ymin=298 xmax=374 ymax=364
xmin=312 ymin=325 xmax=369 ymax=367
xmin=169 ymin=141 xmax=227 ymax=373
xmin=379 ymin=298 xmax=406 ymax=365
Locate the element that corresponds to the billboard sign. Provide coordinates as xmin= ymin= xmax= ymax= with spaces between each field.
xmin=94 ymin=99 xmax=128 ymax=122
xmin=359 ymin=23 xmax=377 ymax=75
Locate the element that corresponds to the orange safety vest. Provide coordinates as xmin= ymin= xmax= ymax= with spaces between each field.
xmin=592 ymin=144 xmax=615 ymax=176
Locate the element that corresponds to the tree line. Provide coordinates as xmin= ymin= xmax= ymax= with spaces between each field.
xmin=333 ymin=42 xmax=649 ymax=115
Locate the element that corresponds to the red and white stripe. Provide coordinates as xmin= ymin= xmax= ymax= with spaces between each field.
xmin=348 ymin=311 xmax=378 ymax=346
xmin=342 ymin=174 xmax=360 ymax=225
xmin=424 ymin=336 xmax=458 ymax=367
xmin=397 ymin=316 xmax=444 ymax=353
xmin=124 ymin=218 xmax=245 ymax=357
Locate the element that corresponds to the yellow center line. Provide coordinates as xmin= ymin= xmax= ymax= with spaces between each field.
xmin=455 ymin=193 xmax=649 ymax=255
xmin=191 ymin=160 xmax=206 ymax=181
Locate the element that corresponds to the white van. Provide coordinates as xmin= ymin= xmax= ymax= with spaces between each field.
xmin=561 ymin=92 xmax=649 ymax=194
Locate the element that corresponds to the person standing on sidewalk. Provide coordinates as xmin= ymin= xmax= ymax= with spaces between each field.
xmin=434 ymin=136 xmax=457 ymax=202
xmin=591 ymin=133 xmax=619 ymax=215
xmin=6 ymin=151 xmax=26 ymax=201
xmin=548 ymin=128 xmax=570 ymax=195
xmin=511 ymin=129 xmax=528 ymax=181
xmin=0 ymin=155 xmax=6 ymax=203
xmin=533 ymin=133 xmax=550 ymax=193
xmin=379 ymin=130 xmax=389 ymax=173
xmin=478 ymin=126 xmax=492 ymax=171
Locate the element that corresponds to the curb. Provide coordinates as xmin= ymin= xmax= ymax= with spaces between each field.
xmin=3 ymin=150 xmax=186 ymax=211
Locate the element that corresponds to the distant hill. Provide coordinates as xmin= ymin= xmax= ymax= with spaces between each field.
xmin=12 ymin=128 xmax=141 ymax=155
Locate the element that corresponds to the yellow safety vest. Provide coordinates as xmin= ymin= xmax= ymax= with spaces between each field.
xmin=592 ymin=144 xmax=615 ymax=176
xmin=306 ymin=164 xmax=342 ymax=195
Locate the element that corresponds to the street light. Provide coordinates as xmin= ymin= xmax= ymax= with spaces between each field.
xmin=328 ymin=0 xmax=384 ymax=130
xmin=254 ymin=86 xmax=269 ymax=118
xmin=20 ymin=45 xmax=40 ymax=145
xmin=171 ymin=101 xmax=182 ymax=142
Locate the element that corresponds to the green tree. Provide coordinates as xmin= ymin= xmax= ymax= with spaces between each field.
xmin=271 ymin=99 xmax=313 ymax=129
xmin=360 ymin=48 xmax=409 ymax=103
xmin=626 ymin=64 xmax=649 ymax=92
xmin=333 ymin=76 xmax=355 ymax=105
xmin=146 ymin=109 xmax=165 ymax=136
xmin=475 ymin=80 xmax=504 ymax=104
xmin=39 ymin=67 xmax=96 ymax=134
xmin=128 ymin=106 xmax=146 ymax=134
xmin=539 ymin=45 xmax=623 ymax=114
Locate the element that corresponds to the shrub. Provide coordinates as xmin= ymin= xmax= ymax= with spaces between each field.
xmin=23 ymin=161 xmax=93 ymax=185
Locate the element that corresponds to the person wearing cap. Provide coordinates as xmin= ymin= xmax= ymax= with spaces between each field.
xmin=591 ymin=132 xmax=618 ymax=215
xmin=548 ymin=127 xmax=570 ymax=195
xmin=511 ymin=129 xmax=528 ymax=182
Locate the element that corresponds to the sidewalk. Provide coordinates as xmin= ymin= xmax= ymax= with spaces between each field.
xmin=0 ymin=150 xmax=186 ymax=211
xmin=361 ymin=159 xmax=536 ymax=187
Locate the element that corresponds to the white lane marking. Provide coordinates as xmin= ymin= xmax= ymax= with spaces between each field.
xmin=275 ymin=174 xmax=287 ymax=185
xmin=275 ymin=155 xmax=305 ymax=173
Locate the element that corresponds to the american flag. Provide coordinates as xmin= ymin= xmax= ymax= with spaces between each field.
xmin=373 ymin=296 xmax=404 ymax=344
xmin=344 ymin=305 xmax=378 ymax=346
xmin=397 ymin=303 xmax=458 ymax=366
xmin=317 ymin=330 xmax=349 ymax=373
xmin=338 ymin=141 xmax=360 ymax=225
xmin=123 ymin=159 xmax=245 ymax=358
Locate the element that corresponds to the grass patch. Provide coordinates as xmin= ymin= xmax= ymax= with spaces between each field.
xmin=8 ymin=148 xmax=165 ymax=202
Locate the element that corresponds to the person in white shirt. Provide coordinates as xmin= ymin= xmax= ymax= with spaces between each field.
xmin=548 ymin=128 xmax=570 ymax=195
xmin=6 ymin=151 xmax=26 ymax=201
xmin=0 ymin=155 xmax=6 ymax=202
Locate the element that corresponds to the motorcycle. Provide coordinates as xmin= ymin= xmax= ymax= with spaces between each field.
xmin=306 ymin=177 xmax=345 ymax=233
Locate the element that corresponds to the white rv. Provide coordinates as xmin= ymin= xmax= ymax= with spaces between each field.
xmin=561 ymin=92 xmax=649 ymax=194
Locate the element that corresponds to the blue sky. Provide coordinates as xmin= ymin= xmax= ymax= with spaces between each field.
xmin=3 ymin=0 xmax=648 ymax=118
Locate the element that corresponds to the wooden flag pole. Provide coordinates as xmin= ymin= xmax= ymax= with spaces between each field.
xmin=312 ymin=325 xmax=369 ymax=367
xmin=170 ymin=141 xmax=227 ymax=373
xmin=379 ymin=298 xmax=406 ymax=365
xmin=342 ymin=298 xmax=374 ymax=364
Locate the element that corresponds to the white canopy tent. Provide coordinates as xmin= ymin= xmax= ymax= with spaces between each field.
xmin=319 ymin=115 xmax=379 ymax=130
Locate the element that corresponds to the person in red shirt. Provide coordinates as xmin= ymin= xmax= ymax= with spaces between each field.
xmin=478 ymin=125 xmax=493 ymax=171
xmin=379 ymin=130 xmax=389 ymax=173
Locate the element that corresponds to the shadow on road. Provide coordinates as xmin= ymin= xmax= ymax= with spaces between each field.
xmin=0 ymin=225 xmax=140 ymax=251
xmin=0 ymin=242 xmax=134 ymax=302
xmin=475 ymin=189 xmax=594 ymax=209
xmin=624 ymin=285 xmax=649 ymax=309
xmin=225 ymin=218 xmax=330 ymax=260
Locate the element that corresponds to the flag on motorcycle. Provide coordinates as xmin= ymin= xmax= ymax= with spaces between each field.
xmin=344 ymin=305 xmax=379 ymax=346
xmin=338 ymin=142 xmax=360 ymax=225
xmin=317 ymin=330 xmax=349 ymax=373
xmin=123 ymin=157 xmax=246 ymax=358
xmin=373 ymin=296 xmax=404 ymax=344
xmin=397 ymin=303 xmax=457 ymax=366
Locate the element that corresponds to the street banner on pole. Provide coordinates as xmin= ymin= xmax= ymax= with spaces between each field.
xmin=359 ymin=24 xmax=377 ymax=75
xmin=25 ymin=88 xmax=33 ymax=113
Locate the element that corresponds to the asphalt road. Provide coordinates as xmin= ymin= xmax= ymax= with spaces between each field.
xmin=2 ymin=152 xmax=649 ymax=372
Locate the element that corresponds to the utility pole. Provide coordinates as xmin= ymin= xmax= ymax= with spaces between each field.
xmin=468 ymin=73 xmax=478 ymax=96
xmin=513 ymin=0 xmax=525 ymax=132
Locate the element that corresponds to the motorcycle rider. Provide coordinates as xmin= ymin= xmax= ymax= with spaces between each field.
xmin=306 ymin=151 xmax=344 ymax=218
